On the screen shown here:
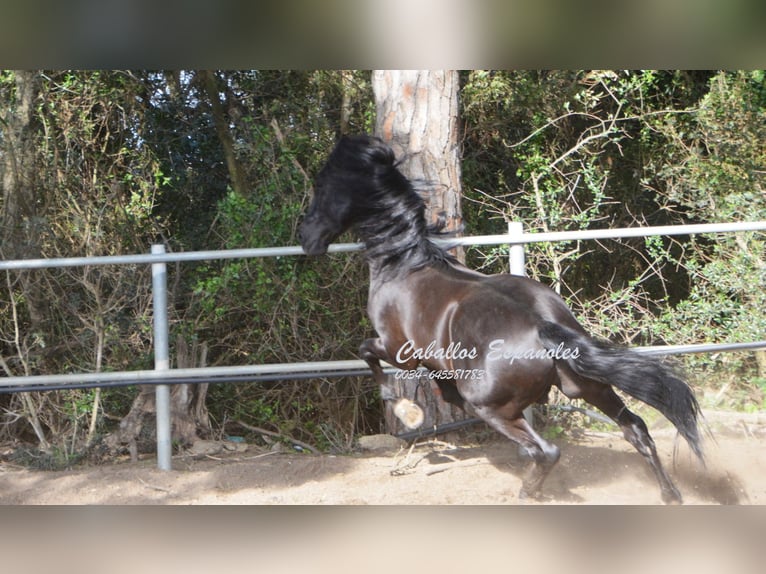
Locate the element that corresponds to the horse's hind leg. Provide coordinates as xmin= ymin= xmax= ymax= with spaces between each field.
xmin=433 ymin=378 xmax=467 ymax=410
xmin=474 ymin=404 xmax=561 ymax=500
xmin=558 ymin=372 xmax=683 ymax=504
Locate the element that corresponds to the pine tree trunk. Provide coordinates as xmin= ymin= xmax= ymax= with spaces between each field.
xmin=371 ymin=70 xmax=468 ymax=434
xmin=373 ymin=70 xmax=464 ymax=260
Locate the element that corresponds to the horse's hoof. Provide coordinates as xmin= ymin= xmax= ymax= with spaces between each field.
xmin=393 ymin=398 xmax=424 ymax=429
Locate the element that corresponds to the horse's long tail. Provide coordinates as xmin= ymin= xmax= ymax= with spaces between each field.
xmin=538 ymin=320 xmax=704 ymax=462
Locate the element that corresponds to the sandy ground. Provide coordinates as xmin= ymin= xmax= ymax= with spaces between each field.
xmin=1 ymin=410 xmax=763 ymax=505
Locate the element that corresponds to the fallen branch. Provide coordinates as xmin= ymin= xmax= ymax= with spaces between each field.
xmin=390 ymin=439 xmax=465 ymax=476
xmin=204 ymin=450 xmax=280 ymax=463
xmin=232 ymin=420 xmax=320 ymax=455
xmin=136 ymin=476 xmax=172 ymax=493
xmin=390 ymin=441 xmax=421 ymax=476
xmin=424 ymin=459 xmax=489 ymax=476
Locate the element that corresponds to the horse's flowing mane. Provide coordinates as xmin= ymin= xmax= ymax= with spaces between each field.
xmin=326 ymin=136 xmax=460 ymax=276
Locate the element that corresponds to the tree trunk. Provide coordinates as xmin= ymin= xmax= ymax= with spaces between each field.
xmin=373 ymin=70 xmax=464 ymax=261
xmin=2 ymin=71 xmax=40 ymax=248
xmin=1 ymin=71 xmax=47 ymax=329
xmin=0 ymin=71 xmax=55 ymax=451
xmin=104 ymin=337 xmax=211 ymax=460
xmin=371 ymin=70 xmax=468 ymax=434
xmin=340 ymin=70 xmax=354 ymax=135
xmin=198 ymin=70 xmax=247 ymax=197
xmin=172 ymin=337 xmax=211 ymax=443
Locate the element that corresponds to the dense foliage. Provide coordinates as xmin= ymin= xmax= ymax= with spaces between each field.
xmin=1 ymin=70 xmax=763 ymax=463
xmin=460 ymin=70 xmax=765 ymax=412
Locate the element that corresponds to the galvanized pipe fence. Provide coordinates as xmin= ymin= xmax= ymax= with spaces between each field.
xmin=2 ymin=219 xmax=765 ymax=470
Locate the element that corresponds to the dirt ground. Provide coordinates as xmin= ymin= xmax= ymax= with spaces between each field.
xmin=1 ymin=410 xmax=763 ymax=505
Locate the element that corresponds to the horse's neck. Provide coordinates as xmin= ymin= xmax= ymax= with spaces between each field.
xmin=367 ymin=255 xmax=485 ymax=294
xmin=366 ymin=255 xmax=416 ymax=294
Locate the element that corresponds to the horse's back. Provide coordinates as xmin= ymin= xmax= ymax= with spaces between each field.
xmin=479 ymin=274 xmax=584 ymax=331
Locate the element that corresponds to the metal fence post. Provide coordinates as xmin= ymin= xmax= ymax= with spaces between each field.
xmin=508 ymin=221 xmax=526 ymax=276
xmin=508 ymin=221 xmax=534 ymax=425
xmin=152 ymin=244 xmax=172 ymax=471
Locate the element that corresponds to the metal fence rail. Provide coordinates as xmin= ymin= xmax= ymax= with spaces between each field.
xmin=2 ymin=341 xmax=765 ymax=393
xmin=2 ymin=219 xmax=765 ymax=469
xmin=2 ymin=220 xmax=764 ymax=271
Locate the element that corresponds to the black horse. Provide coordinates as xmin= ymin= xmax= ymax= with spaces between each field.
xmin=299 ymin=135 xmax=704 ymax=503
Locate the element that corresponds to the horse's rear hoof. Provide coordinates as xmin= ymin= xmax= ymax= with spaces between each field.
xmin=393 ymin=398 xmax=424 ymax=429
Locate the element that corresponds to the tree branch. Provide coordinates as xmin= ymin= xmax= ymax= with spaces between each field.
xmin=232 ymin=419 xmax=320 ymax=454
